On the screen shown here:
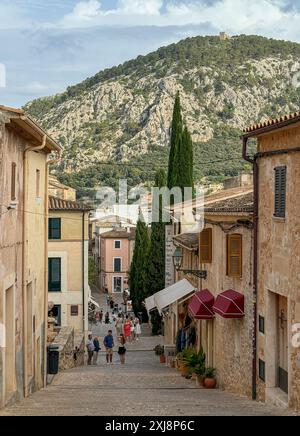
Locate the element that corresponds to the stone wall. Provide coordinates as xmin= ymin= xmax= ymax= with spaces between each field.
xmin=50 ymin=327 xmax=85 ymax=373
xmin=256 ymin=129 xmax=300 ymax=412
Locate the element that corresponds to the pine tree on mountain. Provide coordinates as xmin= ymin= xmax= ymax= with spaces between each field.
xmin=167 ymin=92 xmax=183 ymax=189
xmin=129 ymin=212 xmax=150 ymax=314
xmin=145 ymin=169 xmax=166 ymax=298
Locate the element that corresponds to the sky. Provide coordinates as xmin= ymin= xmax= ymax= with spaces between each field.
xmin=1 ymin=0 xmax=300 ymax=107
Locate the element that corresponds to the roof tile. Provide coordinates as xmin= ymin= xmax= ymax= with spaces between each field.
xmin=48 ymin=196 xmax=91 ymax=211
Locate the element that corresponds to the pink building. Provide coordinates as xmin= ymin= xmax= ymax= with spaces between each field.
xmin=100 ymin=228 xmax=136 ymax=295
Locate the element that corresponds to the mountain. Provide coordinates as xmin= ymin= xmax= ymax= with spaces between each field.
xmin=25 ymin=34 xmax=300 ymax=197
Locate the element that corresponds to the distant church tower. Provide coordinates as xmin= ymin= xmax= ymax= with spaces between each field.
xmin=219 ymin=32 xmax=230 ymax=41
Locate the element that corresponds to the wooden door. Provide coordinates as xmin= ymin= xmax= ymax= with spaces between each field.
xmin=278 ymin=296 xmax=288 ymax=394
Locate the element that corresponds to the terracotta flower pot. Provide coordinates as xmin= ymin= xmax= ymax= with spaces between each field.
xmin=204 ymin=378 xmax=217 ymax=389
xmin=170 ymin=360 xmax=176 ymax=369
xmin=160 ymin=354 xmax=166 ymax=364
xmin=180 ymin=366 xmax=190 ymax=378
xmin=196 ymin=375 xmax=205 ymax=387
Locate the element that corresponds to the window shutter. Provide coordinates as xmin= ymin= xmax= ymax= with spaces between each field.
xmin=48 ymin=258 xmax=62 ymax=292
xmin=114 ymin=258 xmax=122 ymax=272
xmin=274 ymin=166 xmax=287 ymax=218
xmin=227 ymin=234 xmax=242 ymax=277
xmin=48 ymin=218 xmax=61 ymax=240
xmin=11 ymin=162 xmax=16 ymax=201
xmin=200 ymin=228 xmax=212 ymax=263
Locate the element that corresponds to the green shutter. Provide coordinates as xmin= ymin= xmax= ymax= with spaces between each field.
xmin=48 ymin=258 xmax=62 ymax=292
xmin=274 ymin=167 xmax=287 ymax=218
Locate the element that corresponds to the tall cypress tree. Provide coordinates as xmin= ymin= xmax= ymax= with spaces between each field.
xmin=129 ymin=213 xmax=150 ymax=314
xmin=167 ymin=93 xmax=194 ymax=195
xmin=167 ymin=92 xmax=183 ymax=189
xmin=173 ymin=126 xmax=194 ymax=193
xmin=145 ymin=169 xmax=166 ymax=297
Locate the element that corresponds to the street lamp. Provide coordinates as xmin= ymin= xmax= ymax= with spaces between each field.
xmin=173 ymin=247 xmax=184 ymax=270
xmin=172 ymin=247 xmax=207 ymax=280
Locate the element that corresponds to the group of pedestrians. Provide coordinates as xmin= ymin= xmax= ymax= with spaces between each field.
xmin=86 ymin=331 xmax=121 ymax=365
xmin=86 ymin=293 xmax=143 ymax=366
xmin=115 ymin=314 xmax=142 ymax=343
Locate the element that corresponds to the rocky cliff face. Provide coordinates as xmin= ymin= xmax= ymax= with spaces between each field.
xmin=25 ymin=35 xmax=300 ymax=177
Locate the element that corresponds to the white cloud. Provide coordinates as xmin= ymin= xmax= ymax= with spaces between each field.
xmin=118 ymin=0 xmax=163 ymax=15
xmin=57 ymin=0 xmax=300 ymax=44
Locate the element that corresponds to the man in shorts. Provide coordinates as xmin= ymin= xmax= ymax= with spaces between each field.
xmin=103 ymin=330 xmax=114 ymax=364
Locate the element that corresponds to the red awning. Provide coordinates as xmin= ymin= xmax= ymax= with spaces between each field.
xmin=213 ymin=290 xmax=245 ymax=319
xmin=188 ymin=290 xmax=215 ymax=320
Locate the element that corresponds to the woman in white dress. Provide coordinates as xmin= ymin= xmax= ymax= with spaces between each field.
xmin=135 ymin=318 xmax=142 ymax=341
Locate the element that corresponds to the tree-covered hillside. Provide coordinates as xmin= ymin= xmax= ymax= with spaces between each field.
xmin=25 ymin=34 xmax=300 ymax=197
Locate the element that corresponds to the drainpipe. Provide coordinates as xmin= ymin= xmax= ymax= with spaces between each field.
xmin=44 ymin=155 xmax=61 ymax=387
xmin=243 ymin=137 xmax=258 ymax=401
xmin=22 ymin=135 xmax=47 ymax=398
xmin=82 ymin=211 xmax=86 ymax=335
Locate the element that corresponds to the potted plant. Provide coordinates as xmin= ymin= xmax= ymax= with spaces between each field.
xmin=181 ymin=348 xmax=197 ymax=378
xmin=204 ymin=367 xmax=217 ymax=389
xmin=154 ymin=345 xmax=166 ymax=364
xmin=195 ymin=347 xmax=206 ymax=387
xmin=195 ymin=364 xmax=206 ymax=387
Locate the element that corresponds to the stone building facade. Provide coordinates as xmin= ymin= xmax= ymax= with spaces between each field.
xmin=243 ymin=113 xmax=300 ymax=412
xmin=0 ymin=105 xmax=61 ymax=408
xmin=100 ymin=228 xmax=136 ymax=295
xmin=48 ymin=196 xmax=91 ymax=335
xmin=197 ymin=188 xmax=254 ymax=397
xmin=149 ymin=186 xmax=255 ymax=398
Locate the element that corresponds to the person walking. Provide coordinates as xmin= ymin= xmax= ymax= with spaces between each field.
xmin=86 ymin=334 xmax=95 ymax=366
xmin=118 ymin=334 xmax=127 ymax=365
xmin=105 ymin=312 xmax=110 ymax=324
xmin=124 ymin=316 xmax=131 ymax=342
xmin=115 ymin=314 xmax=123 ymax=337
xmin=135 ymin=318 xmax=142 ymax=341
xmin=99 ymin=310 xmax=104 ymax=324
xmin=130 ymin=316 xmax=136 ymax=342
xmin=93 ymin=336 xmax=101 ymax=365
xmin=103 ymin=330 xmax=115 ymax=364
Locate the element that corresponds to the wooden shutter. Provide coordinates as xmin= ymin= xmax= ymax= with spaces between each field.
xmin=227 ymin=234 xmax=242 ymax=277
xmin=114 ymin=258 xmax=122 ymax=272
xmin=11 ymin=162 xmax=16 ymax=201
xmin=274 ymin=166 xmax=287 ymax=218
xmin=48 ymin=258 xmax=62 ymax=292
xmin=48 ymin=218 xmax=61 ymax=240
xmin=200 ymin=228 xmax=212 ymax=263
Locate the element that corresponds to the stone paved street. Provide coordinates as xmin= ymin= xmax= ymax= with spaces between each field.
xmin=0 ymin=326 xmax=297 ymax=416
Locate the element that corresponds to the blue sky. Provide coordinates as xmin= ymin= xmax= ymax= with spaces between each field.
xmin=1 ymin=0 xmax=300 ymax=107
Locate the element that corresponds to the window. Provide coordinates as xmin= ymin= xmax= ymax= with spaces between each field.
xmin=259 ymin=359 xmax=266 ymax=382
xmin=36 ymin=169 xmax=41 ymax=198
xmin=114 ymin=258 xmax=122 ymax=272
xmin=48 ymin=258 xmax=61 ymax=292
xmin=227 ymin=234 xmax=243 ymax=278
xmin=274 ymin=166 xmax=287 ymax=218
xmin=200 ymin=228 xmax=212 ymax=263
xmin=114 ymin=240 xmax=121 ymax=249
xmin=49 ymin=305 xmax=61 ymax=327
xmin=48 ymin=218 xmax=61 ymax=240
xmin=259 ymin=316 xmax=265 ymax=334
xmin=71 ymin=305 xmax=79 ymax=317
xmin=11 ymin=162 xmax=16 ymax=201
xmin=113 ymin=277 xmax=122 ymax=293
